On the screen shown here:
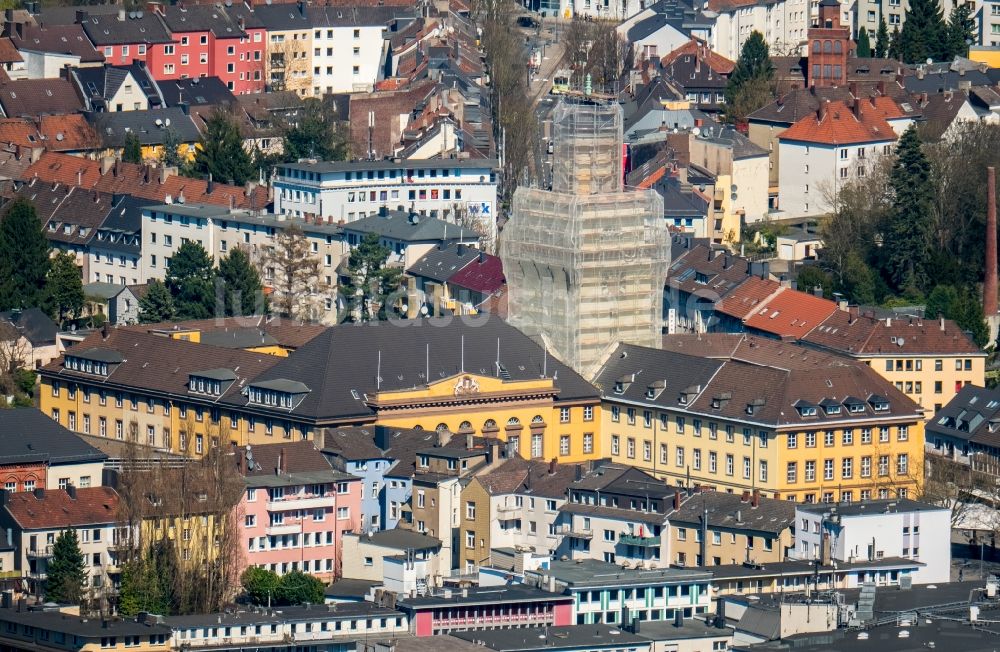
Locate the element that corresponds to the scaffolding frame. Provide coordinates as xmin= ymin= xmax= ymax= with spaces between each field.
xmin=501 ymin=100 xmax=670 ymax=374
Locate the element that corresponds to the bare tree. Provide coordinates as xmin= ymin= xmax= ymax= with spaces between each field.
xmin=263 ymin=223 xmax=326 ymax=321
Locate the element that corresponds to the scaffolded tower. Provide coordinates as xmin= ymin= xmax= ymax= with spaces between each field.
xmin=501 ymin=99 xmax=670 ymax=375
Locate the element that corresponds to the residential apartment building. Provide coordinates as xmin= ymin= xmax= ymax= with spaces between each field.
xmin=238 ymin=441 xmax=360 ymax=581
xmin=321 ymin=425 xmax=439 ymax=531
xmin=0 ymin=608 xmax=171 ymax=652
xmin=256 ymin=3 xmax=312 ymax=95
xmin=925 ymin=384 xmax=1000 ymax=473
xmin=778 ymin=98 xmax=898 ymax=217
xmin=307 ymin=6 xmax=404 ymax=95
xmin=557 ymin=464 xmax=677 ymax=566
xmin=525 ymin=559 xmax=713 ymax=625
xmin=341 ymin=529 xmax=442 ymax=594
xmin=792 ymin=499 xmax=951 ymax=583
xmin=667 ymin=489 xmax=795 ymax=567
xmin=396 ymin=586 xmax=574 ymax=636
xmin=598 ymin=335 xmax=926 ymax=502
xmin=462 ymin=458 xmax=581 ymax=568
xmin=39 ymin=317 xmax=602 ymax=465
xmin=0 ymin=408 xmax=107 ymax=491
xmin=407 ymin=438 xmax=499 ymax=573
xmin=165 ymin=603 xmax=409 ymax=650
xmin=0 ymin=486 xmax=120 ymax=598
xmin=802 ymin=311 xmax=985 ymax=414
xmin=273 ymin=159 xmax=499 ymax=244
xmin=155 ymin=4 xmax=265 ymax=94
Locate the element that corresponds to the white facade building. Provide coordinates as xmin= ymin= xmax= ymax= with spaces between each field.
xmin=792 ymin=499 xmax=951 ymax=584
xmin=309 ymin=18 xmax=388 ymax=94
xmin=777 ymin=100 xmax=897 ymax=217
xmin=273 ymin=159 xmax=499 ymax=244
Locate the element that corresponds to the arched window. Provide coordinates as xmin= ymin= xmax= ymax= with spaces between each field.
xmin=506 ymin=417 xmax=521 ymax=426
xmin=813 ymin=40 xmax=821 ymax=53
xmin=435 ymin=423 xmax=449 ymax=433
xmin=833 ymin=40 xmax=843 ymax=54
xmin=413 ymin=425 xmax=424 ymax=430
xmin=459 ymin=420 xmax=472 ymax=431
xmin=484 ymin=419 xmax=497 ymax=429
xmin=531 ymin=415 xmax=545 ymax=424
xmin=823 ymin=40 xmax=832 ymax=53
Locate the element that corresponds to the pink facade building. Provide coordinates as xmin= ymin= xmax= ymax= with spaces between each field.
xmin=237 ymin=441 xmax=360 ymax=582
xmin=398 ymin=586 xmax=575 ymax=637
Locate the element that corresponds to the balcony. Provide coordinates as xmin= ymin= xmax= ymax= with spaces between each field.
xmin=496 ymin=504 xmax=521 ymax=518
xmin=620 ymin=534 xmax=661 ymax=547
xmin=265 ymin=522 xmax=302 ymax=536
xmin=27 ymin=545 xmax=54 ymax=558
xmin=266 ymin=496 xmax=332 ymax=512
xmin=554 ymin=525 xmax=593 ymax=540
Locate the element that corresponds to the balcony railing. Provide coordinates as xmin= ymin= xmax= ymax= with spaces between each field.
xmin=27 ymin=545 xmax=54 ymax=558
xmin=265 ymin=522 xmax=302 ymax=536
xmin=495 ymin=504 xmax=521 ymax=517
xmin=554 ymin=525 xmax=593 ymax=539
xmin=266 ymin=495 xmax=332 ymax=512
xmin=620 ymin=534 xmax=661 ymax=547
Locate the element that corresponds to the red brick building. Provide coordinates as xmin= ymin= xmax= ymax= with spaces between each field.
xmin=808 ymin=0 xmax=852 ymax=88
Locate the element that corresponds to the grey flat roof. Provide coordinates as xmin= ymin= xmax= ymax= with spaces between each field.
xmin=244 ymin=469 xmax=356 ymax=488
xmin=0 ymin=609 xmax=171 ymax=637
xmin=710 ymin=557 xmax=923 ymax=580
xmin=797 ymin=499 xmax=947 ymax=517
xmin=349 ymin=528 xmax=441 ymax=550
xmin=536 ymin=559 xmax=711 ymax=589
xmin=143 ymin=204 xmax=343 ymax=236
xmin=165 ymin=602 xmax=401 ymax=627
xmin=452 ymin=626 xmax=650 ymax=652
xmin=635 ymin=619 xmax=734 ymax=642
xmin=280 ymin=159 xmax=499 ymax=173
xmin=398 ymin=586 xmax=573 ymax=610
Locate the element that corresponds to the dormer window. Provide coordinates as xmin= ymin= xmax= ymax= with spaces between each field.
xmin=746 ymin=398 xmax=765 ymax=416
xmin=646 ymin=380 xmax=666 ymax=400
xmin=824 ymin=405 xmax=841 ymax=415
xmin=246 ymin=379 xmax=311 ymax=410
xmin=189 ymin=369 xmax=236 ymax=397
xmin=711 ymin=392 xmax=732 ymax=410
xmin=64 ymin=348 xmax=123 ymax=376
xmin=614 ymin=374 xmax=633 ymax=395
xmin=615 ymin=381 xmax=624 ymax=394
xmin=798 ymin=406 xmax=817 ymax=417
xmin=868 ymin=395 xmax=890 ymax=412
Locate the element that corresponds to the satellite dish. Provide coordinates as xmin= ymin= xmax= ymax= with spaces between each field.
xmin=165 ymin=118 xmax=171 ymax=127
xmin=692 ymin=127 xmax=701 ymax=136
xmin=154 ymin=118 xmax=163 ymax=127
xmin=926 ymin=58 xmax=933 ymax=65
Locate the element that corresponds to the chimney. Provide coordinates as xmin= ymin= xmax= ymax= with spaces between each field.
xmin=869 ymin=94 xmax=877 ymax=109
xmin=848 ymin=81 xmax=858 ymax=98
xmin=741 ymin=489 xmax=750 ymax=502
xmin=160 ymin=166 xmax=170 ymax=184
xmin=118 ymin=8 xmax=126 ymax=21
xmin=66 ymin=484 xmax=77 ymax=500
xmin=852 ymin=97 xmax=862 ymax=120
xmin=751 ymin=489 xmax=759 ymax=508
xmin=674 ymin=610 xmax=683 ymax=627
xmin=985 ymin=166 xmax=998 ymax=316
xmin=205 ymin=173 xmax=214 ymax=194
xmin=820 ymin=532 xmax=832 ymax=566
xmin=548 ymin=458 xmax=557 ymax=474
xmin=672 ymin=492 xmax=681 ymax=510
xmin=877 ymin=80 xmax=886 ymax=96
xmin=941 ymin=315 xmax=946 ymax=331
xmin=32 ymin=488 xmax=44 ymax=500
xmin=817 ymin=99 xmax=829 ymax=122
xmin=277 ymin=447 xmax=286 ymax=475
xmin=465 ymin=432 xmax=473 ymax=450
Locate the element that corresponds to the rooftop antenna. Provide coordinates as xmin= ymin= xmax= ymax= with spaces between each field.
xmin=496 ymin=337 xmax=500 ymax=377
xmin=543 ymin=346 xmax=547 ymax=378
xmin=377 ymin=350 xmax=382 ymax=391
xmin=426 ymin=343 xmax=430 ymax=383
xmin=460 ymin=335 xmax=465 ymax=373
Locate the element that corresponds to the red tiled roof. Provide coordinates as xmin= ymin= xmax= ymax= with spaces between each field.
xmin=37 ymin=115 xmax=100 ymax=152
xmin=715 ymin=276 xmax=783 ymax=320
xmin=743 ymin=287 xmax=838 ymax=339
xmin=0 ymin=38 xmax=22 ymax=64
xmin=803 ymin=309 xmax=983 ymax=356
xmin=448 ymin=252 xmax=504 ymax=294
xmin=20 ymin=152 xmax=268 ymax=209
xmin=0 ymin=118 xmax=39 ymax=148
xmin=779 ymin=99 xmax=897 ymax=145
xmin=661 ymin=38 xmax=735 ymax=74
xmin=4 ymin=487 xmax=119 ymax=529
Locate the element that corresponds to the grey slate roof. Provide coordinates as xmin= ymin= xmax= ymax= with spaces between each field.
xmin=159 ymin=76 xmax=236 ymax=108
xmin=244 ymin=316 xmax=598 ymax=422
xmin=87 ymin=107 xmax=201 ymax=147
xmin=453 ymin=626 xmax=650 ymax=652
xmin=537 ymin=558 xmax=711 ymax=589
xmin=925 ymin=384 xmax=1000 ymax=449
xmin=0 ymin=407 xmax=108 ymax=465
xmin=670 ymin=490 xmax=796 ymax=535
xmin=0 ymin=308 xmax=57 ymax=346
xmin=78 ymin=11 xmax=173 ymax=46
xmin=344 ymin=210 xmax=482 ymax=244
xmin=797 ymin=498 xmax=946 ymax=517
xmin=350 ymin=528 xmax=441 ymax=550
xmin=592 ymin=343 xmax=724 ymax=411
xmin=83 ymin=281 xmax=130 ymax=300
xmin=407 ymin=243 xmax=479 ymax=282
xmin=254 ymin=3 xmax=313 ymax=31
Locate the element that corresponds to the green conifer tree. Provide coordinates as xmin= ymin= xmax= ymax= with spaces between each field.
xmin=218 ymin=247 xmax=265 ymax=317
xmin=48 ymin=251 xmax=84 ymax=325
xmin=856 ymin=26 xmax=872 ymax=57
xmin=875 ymin=14 xmax=890 ymax=57
xmin=192 ymin=111 xmax=254 ymax=186
xmin=0 ymin=198 xmax=51 ymax=311
xmin=45 ymin=529 xmax=87 ymax=604
xmin=165 ymin=241 xmax=217 ymax=320
xmin=883 ymin=126 xmax=933 ymax=294
xmin=139 ymin=279 xmax=176 ymax=323
xmin=122 ymin=132 xmax=143 ymax=164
